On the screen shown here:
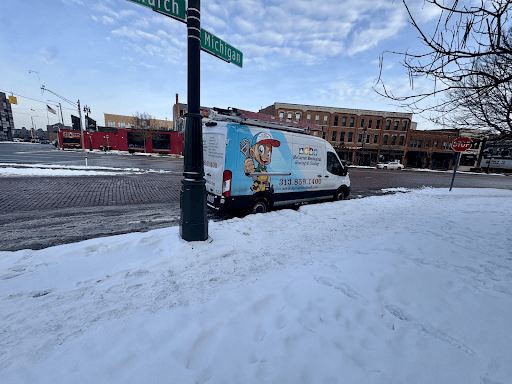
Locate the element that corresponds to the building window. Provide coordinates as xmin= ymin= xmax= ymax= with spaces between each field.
xmin=342 ymin=116 xmax=347 ymax=127
xmin=279 ymin=111 xmax=284 ymax=119
xmin=340 ymin=132 xmax=345 ymax=141
xmin=313 ymin=131 xmax=318 ymax=136
xmin=307 ymin=114 xmax=311 ymax=123
xmin=334 ymin=116 xmax=339 ymax=126
xmin=322 ymin=131 xmax=326 ymax=139
xmin=118 ymin=122 xmax=126 ymax=128
xmin=287 ymin=112 xmax=292 ymax=120
xmin=366 ymin=134 xmax=371 ymax=144
xmin=358 ymin=133 xmax=362 ymax=142
xmin=386 ymin=120 xmax=391 ymax=130
xmin=348 ymin=132 xmax=353 ymax=142
xmin=315 ymin=114 xmax=320 ymax=124
xmin=295 ymin=113 xmax=301 ymax=121
xmin=332 ymin=131 xmax=337 ymax=141
xmin=383 ymin=135 xmax=389 ymax=145
xmin=107 ymin=121 xmax=116 ymax=127
xmin=410 ymin=140 xmax=422 ymax=148
xmin=349 ymin=117 xmax=355 ymax=127
xmin=376 ymin=119 xmax=381 ymax=129
xmin=373 ymin=134 xmax=379 ymax=143
xmin=368 ymin=119 xmax=373 ymax=129
xmin=394 ymin=120 xmax=399 ymax=130
xmin=434 ymin=141 xmax=438 ymax=148
xmin=402 ymin=121 xmax=407 ymax=131
xmin=443 ymin=141 xmax=450 ymax=149
xmin=399 ymin=136 xmax=405 ymax=146
xmin=425 ymin=140 xmax=430 ymax=148
xmin=323 ymin=115 xmax=328 ymax=125
xmin=360 ymin=118 xmax=365 ymax=128
xmin=391 ymin=136 xmax=396 ymax=145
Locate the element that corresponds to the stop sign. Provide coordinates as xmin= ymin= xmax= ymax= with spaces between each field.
xmin=451 ymin=137 xmax=472 ymax=152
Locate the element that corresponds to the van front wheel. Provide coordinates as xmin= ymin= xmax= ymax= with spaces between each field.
xmin=333 ymin=189 xmax=345 ymax=201
xmin=249 ymin=197 xmax=271 ymax=214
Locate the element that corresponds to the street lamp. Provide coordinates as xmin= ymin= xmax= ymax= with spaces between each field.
xmin=359 ymin=127 xmax=368 ymax=165
xmin=83 ymin=105 xmax=91 ymax=130
xmin=29 ymin=70 xmax=43 ymax=95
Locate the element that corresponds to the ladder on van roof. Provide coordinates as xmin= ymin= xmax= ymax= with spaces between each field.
xmin=209 ymin=108 xmax=310 ymax=134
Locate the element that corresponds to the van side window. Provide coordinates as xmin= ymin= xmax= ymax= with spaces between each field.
xmin=327 ymin=152 xmax=343 ymax=175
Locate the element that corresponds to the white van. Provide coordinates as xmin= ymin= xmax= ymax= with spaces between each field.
xmin=203 ymin=112 xmax=350 ymax=213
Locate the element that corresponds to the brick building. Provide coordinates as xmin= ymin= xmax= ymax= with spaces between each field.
xmin=404 ymin=129 xmax=459 ymax=170
xmin=260 ymin=102 xmax=413 ymax=166
xmin=259 ymin=102 xmax=483 ymax=170
xmin=0 ymin=92 xmax=15 ymax=141
xmin=104 ymin=113 xmax=173 ymax=131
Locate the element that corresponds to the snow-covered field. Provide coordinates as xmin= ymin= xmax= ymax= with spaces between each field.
xmin=1 ymin=188 xmax=511 ymax=383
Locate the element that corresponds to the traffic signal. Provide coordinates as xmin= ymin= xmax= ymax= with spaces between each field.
xmin=71 ymin=115 xmax=81 ymax=131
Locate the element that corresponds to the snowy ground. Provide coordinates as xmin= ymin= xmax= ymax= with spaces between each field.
xmin=1 ymin=188 xmax=511 ymax=384
xmin=0 ymin=163 xmax=178 ymax=177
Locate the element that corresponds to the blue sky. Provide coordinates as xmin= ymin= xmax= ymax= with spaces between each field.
xmin=1 ymin=0 xmax=442 ymax=131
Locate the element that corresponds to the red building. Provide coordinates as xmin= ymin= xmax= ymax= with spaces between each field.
xmin=59 ymin=128 xmax=184 ymax=155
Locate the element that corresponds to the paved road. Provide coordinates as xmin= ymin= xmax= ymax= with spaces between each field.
xmin=0 ymin=142 xmax=181 ymax=171
xmin=1 ymin=142 xmax=511 ymax=251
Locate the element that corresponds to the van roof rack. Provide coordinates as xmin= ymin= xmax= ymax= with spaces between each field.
xmin=209 ymin=107 xmax=310 ymax=134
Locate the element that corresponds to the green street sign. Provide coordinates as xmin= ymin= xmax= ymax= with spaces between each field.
xmin=127 ymin=0 xmax=186 ymax=22
xmin=201 ymin=29 xmax=243 ymax=68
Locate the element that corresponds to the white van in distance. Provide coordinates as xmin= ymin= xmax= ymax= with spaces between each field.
xmin=203 ymin=110 xmax=351 ymax=213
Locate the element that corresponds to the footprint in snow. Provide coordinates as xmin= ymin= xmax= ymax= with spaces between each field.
xmin=385 ymin=304 xmax=475 ymax=356
xmin=314 ymin=276 xmax=370 ymax=307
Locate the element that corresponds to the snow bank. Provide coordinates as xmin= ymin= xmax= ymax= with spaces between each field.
xmin=0 ymin=163 xmax=177 ymax=177
xmin=1 ymin=188 xmax=511 ymax=383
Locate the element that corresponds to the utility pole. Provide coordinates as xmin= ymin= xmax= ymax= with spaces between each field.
xmin=59 ymin=103 xmax=64 ymax=128
xmin=78 ymin=100 xmax=84 ymax=150
xmin=180 ymin=0 xmax=208 ymax=241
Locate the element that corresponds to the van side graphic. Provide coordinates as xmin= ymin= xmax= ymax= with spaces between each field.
xmin=240 ymin=132 xmax=281 ymax=194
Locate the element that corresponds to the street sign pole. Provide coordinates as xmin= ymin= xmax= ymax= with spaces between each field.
xmin=449 ymin=151 xmax=461 ymax=191
xmin=449 ymin=137 xmax=472 ymax=191
xmin=180 ymin=0 xmax=208 ymax=241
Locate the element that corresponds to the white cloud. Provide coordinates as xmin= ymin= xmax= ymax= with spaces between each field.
xmin=94 ymin=0 xmax=419 ymax=67
xmin=112 ymin=26 xmax=161 ymax=43
xmin=348 ymin=9 xmax=407 ymax=55
xmin=102 ymin=16 xmax=116 ymax=25
xmin=62 ymin=0 xmax=84 ymax=5
xmin=140 ymin=62 xmax=156 ymax=69
xmin=39 ymin=47 xmax=59 ymax=64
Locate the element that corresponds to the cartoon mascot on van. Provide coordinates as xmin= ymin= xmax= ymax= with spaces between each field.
xmin=240 ymin=132 xmax=280 ymax=194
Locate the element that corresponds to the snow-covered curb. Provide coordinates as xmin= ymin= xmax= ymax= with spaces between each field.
xmin=0 ymin=163 xmax=179 ymax=177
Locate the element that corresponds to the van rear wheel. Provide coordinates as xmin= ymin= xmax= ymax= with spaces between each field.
xmin=250 ymin=197 xmax=271 ymax=214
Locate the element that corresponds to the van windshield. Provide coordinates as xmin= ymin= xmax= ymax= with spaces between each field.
xmin=327 ymin=152 xmax=344 ymax=175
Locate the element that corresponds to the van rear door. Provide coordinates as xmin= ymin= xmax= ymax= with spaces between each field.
xmin=203 ymin=125 xmax=226 ymax=198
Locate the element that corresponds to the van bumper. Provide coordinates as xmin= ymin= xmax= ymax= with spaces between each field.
xmin=207 ymin=193 xmax=254 ymax=212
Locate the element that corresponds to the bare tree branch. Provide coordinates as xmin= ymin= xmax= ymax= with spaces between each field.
xmin=375 ymin=0 xmax=512 ymax=136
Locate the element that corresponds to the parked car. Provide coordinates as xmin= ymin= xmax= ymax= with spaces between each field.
xmin=376 ymin=161 xmax=404 ymax=170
